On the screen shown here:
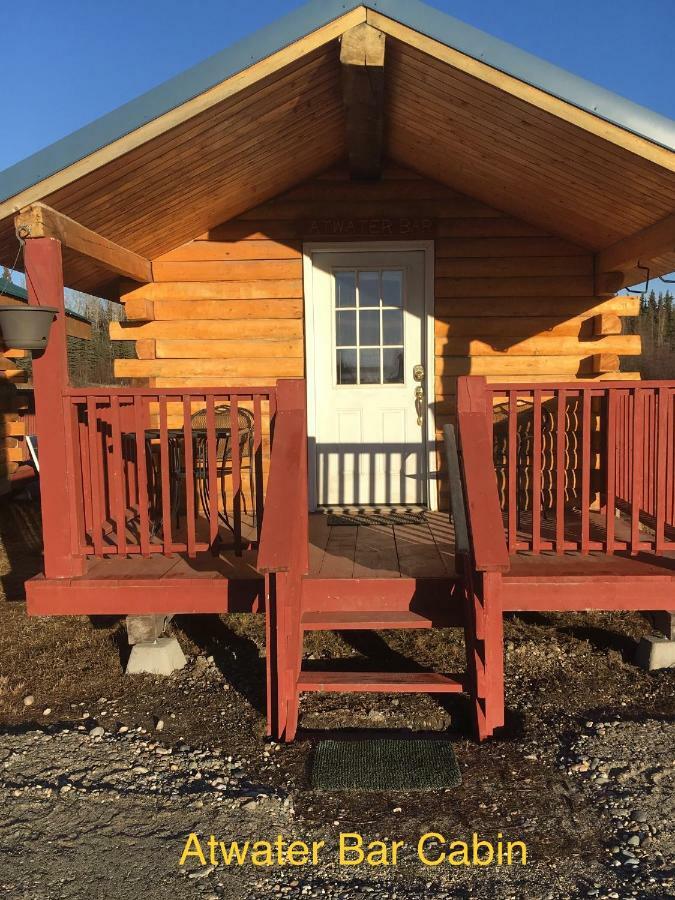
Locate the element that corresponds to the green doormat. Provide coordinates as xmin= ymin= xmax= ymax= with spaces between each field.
xmin=311 ymin=739 xmax=461 ymax=790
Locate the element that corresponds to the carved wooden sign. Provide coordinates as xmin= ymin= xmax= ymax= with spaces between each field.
xmin=306 ymin=217 xmax=436 ymax=238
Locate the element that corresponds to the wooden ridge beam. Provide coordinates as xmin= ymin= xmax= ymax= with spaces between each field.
xmin=340 ymin=22 xmax=386 ymax=180
xmin=595 ymin=213 xmax=675 ymax=285
xmin=15 ymin=203 xmax=153 ymax=283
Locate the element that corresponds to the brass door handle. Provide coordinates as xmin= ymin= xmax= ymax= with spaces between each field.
xmin=415 ymin=385 xmax=425 ymax=426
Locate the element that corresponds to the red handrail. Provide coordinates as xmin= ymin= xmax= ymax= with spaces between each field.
xmin=257 ymin=380 xmax=308 ymax=575
xmin=456 ymin=377 xmax=510 ymax=573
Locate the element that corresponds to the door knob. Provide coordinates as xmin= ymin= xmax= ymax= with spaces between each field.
xmin=413 ymin=364 xmax=425 ymax=382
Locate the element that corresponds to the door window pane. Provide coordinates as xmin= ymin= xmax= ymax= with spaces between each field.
xmin=383 ymin=348 xmax=404 ymax=384
xmin=358 ymin=271 xmax=380 ymax=307
xmin=335 ymin=271 xmax=356 ymax=308
xmin=336 ymin=349 xmax=357 ymax=384
xmin=333 ymin=267 xmax=406 ymax=385
xmin=382 ymin=270 xmax=403 ymax=307
xmin=360 ymin=349 xmax=380 ymax=384
xmin=382 ymin=308 xmax=403 ymax=345
xmin=336 ymin=310 xmax=356 ymax=346
xmin=359 ymin=309 xmax=380 ymax=346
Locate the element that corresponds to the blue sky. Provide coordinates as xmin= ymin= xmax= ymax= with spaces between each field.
xmin=3 ymin=0 xmax=674 ymax=171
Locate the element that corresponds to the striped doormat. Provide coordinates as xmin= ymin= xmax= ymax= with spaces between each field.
xmin=326 ymin=509 xmax=427 ymax=527
xmin=311 ymin=738 xmax=461 ymax=790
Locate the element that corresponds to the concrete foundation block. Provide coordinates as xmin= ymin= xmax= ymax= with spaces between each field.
xmin=635 ymin=635 xmax=675 ymax=672
xmin=126 ymin=637 xmax=187 ymax=676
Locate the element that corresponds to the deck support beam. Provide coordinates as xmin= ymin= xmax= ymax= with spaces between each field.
xmin=340 ymin=22 xmax=386 ymax=180
xmin=16 ymin=203 xmax=153 ymax=283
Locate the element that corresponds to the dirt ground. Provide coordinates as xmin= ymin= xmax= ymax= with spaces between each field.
xmin=0 ymin=495 xmax=673 ymax=900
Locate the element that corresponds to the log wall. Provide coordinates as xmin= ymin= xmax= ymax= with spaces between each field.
xmin=112 ymin=163 xmax=641 ymax=504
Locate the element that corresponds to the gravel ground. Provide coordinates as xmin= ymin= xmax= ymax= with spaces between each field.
xmin=0 ymin=498 xmax=673 ymax=900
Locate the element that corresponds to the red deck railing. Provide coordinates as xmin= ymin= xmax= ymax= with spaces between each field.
xmin=480 ymin=379 xmax=675 ymax=556
xmin=63 ymin=386 xmax=276 ymax=559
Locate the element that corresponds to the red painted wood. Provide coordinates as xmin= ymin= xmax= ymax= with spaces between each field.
xmin=62 ymin=398 xmax=87 ymax=557
xmin=297 ymin=671 xmax=467 ymax=692
xmin=507 ymin=390 xmax=517 ymax=553
xmin=26 ymin=575 xmax=263 ymax=615
xmin=631 ymin=388 xmax=644 ymax=555
xmin=555 ymin=389 xmax=566 ymax=555
xmin=182 ymin=395 xmax=197 ymax=558
xmin=25 ymin=240 xmax=86 ymax=577
xmin=501 ymin=577 xmax=675 ymax=610
xmin=158 ymin=397 xmax=173 ymax=553
xmin=580 ymin=388 xmax=591 ymax=555
xmin=253 ymin=394 xmax=264 ymax=542
xmin=458 ymin=416 xmax=510 ymax=572
xmin=656 ymin=387 xmax=668 ymax=553
xmin=205 ymin=395 xmax=218 ymax=549
xmin=110 ymin=397 xmax=127 ymax=555
xmin=230 ymin=395 xmax=242 ymax=556
xmin=532 ymin=389 xmax=542 ymax=554
xmin=301 ymin=576 xmax=463 ymax=612
xmin=133 ymin=396 xmax=151 ymax=556
xmin=606 ymin=389 xmax=616 ymax=552
xmin=300 ymin=609 xmax=453 ymax=629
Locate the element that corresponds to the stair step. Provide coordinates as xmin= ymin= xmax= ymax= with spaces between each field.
xmin=301 ymin=610 xmax=446 ymax=630
xmin=297 ymin=671 xmax=467 ymax=693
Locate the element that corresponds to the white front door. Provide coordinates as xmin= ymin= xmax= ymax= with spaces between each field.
xmin=308 ymin=250 xmax=427 ymax=507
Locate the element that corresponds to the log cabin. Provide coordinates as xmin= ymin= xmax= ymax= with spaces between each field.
xmin=0 ymin=0 xmax=673 ymax=741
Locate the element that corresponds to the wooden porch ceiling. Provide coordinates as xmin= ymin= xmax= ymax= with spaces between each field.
xmin=0 ymin=8 xmax=673 ymax=296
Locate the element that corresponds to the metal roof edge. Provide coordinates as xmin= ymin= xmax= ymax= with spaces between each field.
xmin=1 ymin=0 xmax=673 ymax=207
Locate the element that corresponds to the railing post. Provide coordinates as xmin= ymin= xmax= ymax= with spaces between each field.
xmin=25 ymin=237 xmax=86 ymax=578
xmin=275 ymin=378 xmax=309 ymax=573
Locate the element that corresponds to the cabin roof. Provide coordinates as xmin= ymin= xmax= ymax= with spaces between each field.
xmin=0 ymin=0 xmax=673 ymax=296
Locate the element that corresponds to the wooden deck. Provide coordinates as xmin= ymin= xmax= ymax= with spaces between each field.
xmin=308 ymin=510 xmax=456 ymax=579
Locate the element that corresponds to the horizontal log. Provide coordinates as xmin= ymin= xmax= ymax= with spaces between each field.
xmin=435 ymin=355 xmax=627 ymax=376
xmin=435 ymin=315 xmax=596 ymax=338
xmin=153 ymin=376 xmax=284 ymax=387
xmin=135 ymin=339 xmax=156 ymax=359
xmin=435 ymin=237 xmax=586 ymax=257
xmin=151 ymin=259 xmax=302 ymax=282
xmin=592 ymin=353 xmax=620 ymax=374
xmin=434 ymin=335 xmax=642 ymax=357
xmin=434 ymin=295 xmax=640 ymax=317
xmin=593 ymin=313 xmax=622 ymax=336
xmin=435 ymin=218 xmax=547 ymax=238
xmin=110 ymin=319 xmax=303 ymax=341
xmin=150 ymin=299 xmax=303 ymax=321
xmin=154 ymin=339 xmax=303 ymax=359
xmin=435 ymin=276 xmax=593 ymax=298
xmin=114 ymin=358 xmax=303 ymax=378
xmin=435 ymin=256 xmax=593 ymax=278
xmin=156 ymin=239 xmax=302 ymax=262
xmin=434 ymin=371 xmax=641 ymax=392
xmin=120 ymin=279 xmax=303 ymax=301
xmin=596 ymin=212 xmax=675 ymax=274
xmin=15 ymin=203 xmax=152 ymax=282
xmin=121 ymin=298 xmax=154 ymax=322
